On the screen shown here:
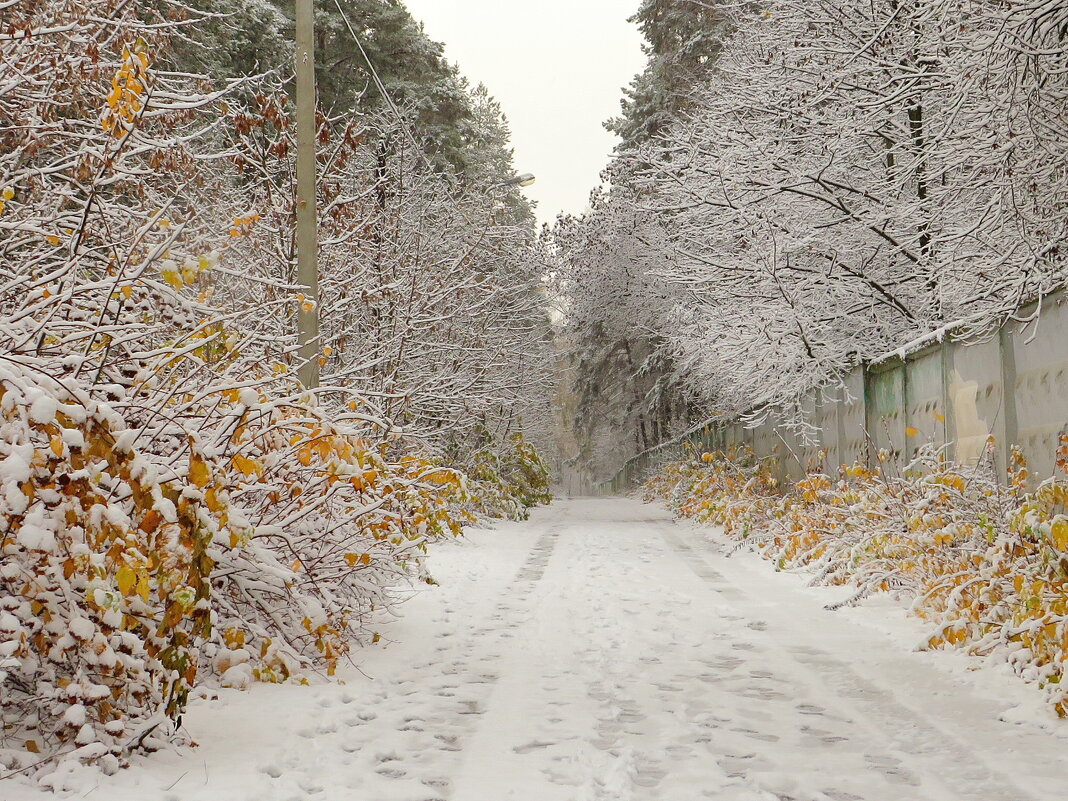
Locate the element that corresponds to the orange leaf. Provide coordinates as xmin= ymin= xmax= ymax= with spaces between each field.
xmin=139 ymin=509 xmax=162 ymax=534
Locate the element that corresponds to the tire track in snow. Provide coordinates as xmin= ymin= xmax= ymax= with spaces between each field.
xmin=246 ymin=517 xmax=566 ymax=801
xmin=513 ymin=523 xmax=563 ymax=584
xmin=659 ymin=525 xmax=1037 ymax=801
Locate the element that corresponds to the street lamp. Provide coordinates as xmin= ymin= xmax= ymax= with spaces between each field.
xmin=494 ymin=172 xmax=536 ymax=189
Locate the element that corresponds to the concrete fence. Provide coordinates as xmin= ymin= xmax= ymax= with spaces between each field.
xmin=597 ymin=289 xmax=1068 ymax=494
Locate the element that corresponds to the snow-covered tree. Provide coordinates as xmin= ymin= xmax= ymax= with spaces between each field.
xmin=606 ymin=0 xmax=732 ymax=148
xmin=569 ymin=0 xmax=1068 ymax=435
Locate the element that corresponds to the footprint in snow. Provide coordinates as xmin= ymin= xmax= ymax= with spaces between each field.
xmin=632 ymin=767 xmax=667 ymax=788
xmin=296 ymin=777 xmax=324 ymax=793
xmin=738 ymin=685 xmax=787 ymax=701
xmin=655 ymin=683 xmax=683 ymax=693
xmin=435 ymin=734 xmax=462 ymax=751
xmin=513 ymin=739 xmax=557 ymax=754
xmin=822 ymin=790 xmax=864 ymax=801
xmin=730 ymin=727 xmax=780 ymax=743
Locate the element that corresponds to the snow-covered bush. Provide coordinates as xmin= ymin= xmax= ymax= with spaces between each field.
xmin=466 ymin=432 xmax=553 ymax=521
xmin=0 ymin=365 xmax=214 ymax=779
xmin=197 ymin=388 xmax=473 ymax=684
xmin=0 ymin=0 xmax=551 ymax=786
xmin=647 ymin=437 xmax=1068 ymax=714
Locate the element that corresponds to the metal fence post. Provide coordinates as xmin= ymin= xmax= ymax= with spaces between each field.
xmin=836 ymin=382 xmax=848 ymax=471
xmin=999 ymin=324 xmax=1019 ymax=479
xmin=940 ymin=336 xmax=955 ymax=463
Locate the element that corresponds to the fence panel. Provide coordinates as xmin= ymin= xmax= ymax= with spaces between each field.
xmin=866 ymin=362 xmax=906 ymax=463
xmin=797 ymin=393 xmax=824 ymax=477
xmin=904 ymin=346 xmax=946 ymax=460
xmin=839 ymin=367 xmax=866 ymax=467
xmin=597 ymin=289 xmax=1068 ymax=495
xmin=950 ymin=336 xmax=1004 ymax=468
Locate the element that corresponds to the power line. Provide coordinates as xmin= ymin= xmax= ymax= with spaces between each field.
xmin=329 ymin=0 xmax=435 ymax=173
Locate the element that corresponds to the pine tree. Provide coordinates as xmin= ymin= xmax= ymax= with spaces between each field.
xmin=606 ymin=0 xmax=730 ymax=147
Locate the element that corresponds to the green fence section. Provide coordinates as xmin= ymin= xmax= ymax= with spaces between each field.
xmin=597 ymin=291 xmax=1068 ymax=495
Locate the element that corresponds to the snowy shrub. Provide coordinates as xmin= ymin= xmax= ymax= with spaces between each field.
xmin=197 ymin=389 xmax=473 ymax=683
xmin=0 ymin=366 xmax=214 ymax=779
xmin=648 ymin=437 xmax=1068 ymax=715
xmin=466 ymin=433 xmax=553 ymax=521
xmin=0 ymin=0 xmax=544 ymax=785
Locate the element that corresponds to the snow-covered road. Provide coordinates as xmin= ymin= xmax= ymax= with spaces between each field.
xmin=12 ymin=498 xmax=1068 ymax=800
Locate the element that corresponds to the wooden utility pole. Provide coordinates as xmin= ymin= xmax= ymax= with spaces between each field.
xmin=295 ymin=0 xmax=320 ymax=388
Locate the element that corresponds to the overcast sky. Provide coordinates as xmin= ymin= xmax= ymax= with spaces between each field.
xmin=401 ymin=0 xmax=647 ymax=225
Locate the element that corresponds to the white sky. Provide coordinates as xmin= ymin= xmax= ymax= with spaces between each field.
xmin=401 ymin=0 xmax=647 ymax=225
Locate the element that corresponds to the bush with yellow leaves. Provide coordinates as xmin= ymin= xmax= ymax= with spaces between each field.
xmin=0 ymin=0 xmax=551 ymax=785
xmin=466 ymin=432 xmax=553 ymax=521
xmin=646 ymin=437 xmax=1068 ymax=715
xmin=0 ymin=365 xmax=475 ymax=785
xmin=194 ymin=388 xmax=472 ymax=686
xmin=0 ymin=366 xmax=214 ymax=784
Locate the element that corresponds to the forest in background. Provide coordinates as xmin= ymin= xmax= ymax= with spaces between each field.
xmin=0 ymin=0 xmax=553 ymax=784
xmin=555 ymin=0 xmax=1068 ymax=484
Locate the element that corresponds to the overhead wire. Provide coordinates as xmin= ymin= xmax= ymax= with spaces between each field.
xmin=328 ymin=0 xmax=437 ymax=174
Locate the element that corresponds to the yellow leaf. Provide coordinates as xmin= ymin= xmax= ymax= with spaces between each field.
xmin=136 ymin=575 xmax=151 ymax=602
xmin=1052 ymin=518 xmax=1068 ymax=550
xmin=232 ymin=454 xmax=261 ymax=478
xmin=189 ymin=456 xmax=211 ymax=488
xmin=139 ymin=509 xmax=162 ymax=534
xmin=934 ymin=412 xmax=945 ymax=422
xmin=25 ymin=740 xmax=39 ymax=754
xmin=120 ymin=285 xmax=133 ymax=300
xmin=116 ymin=566 xmax=136 ymax=596
xmin=50 ymin=436 xmax=64 ymax=457
xmin=205 ymin=487 xmax=223 ymax=513
xmin=1 ymin=186 xmax=13 ymax=201
xmin=905 ymin=427 xmax=919 ymax=438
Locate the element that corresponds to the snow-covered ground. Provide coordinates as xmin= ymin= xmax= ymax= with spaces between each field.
xmin=9 ymin=497 xmax=1068 ymax=800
